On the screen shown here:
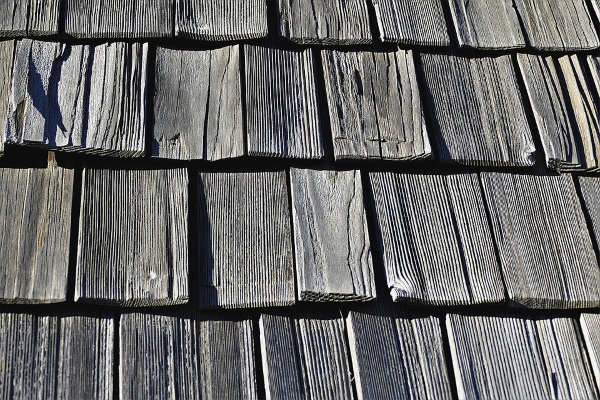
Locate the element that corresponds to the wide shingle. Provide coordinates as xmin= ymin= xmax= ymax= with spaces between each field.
xmin=153 ymin=45 xmax=244 ymax=161
xmin=581 ymin=313 xmax=600 ymax=389
xmin=369 ymin=172 xmax=504 ymax=305
xmin=76 ymin=168 xmax=188 ymax=306
xmin=0 ymin=0 xmax=60 ymax=36
xmin=198 ymin=171 xmax=295 ymax=309
xmin=321 ymin=49 xmax=431 ymax=161
xmin=0 ymin=40 xmax=14 ymax=154
xmin=481 ymin=173 xmax=600 ymax=308
xmin=421 ymin=53 xmax=535 ymax=166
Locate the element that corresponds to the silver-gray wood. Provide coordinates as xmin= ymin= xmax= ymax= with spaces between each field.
xmin=0 ymin=0 xmax=59 ymax=36
xmin=581 ymin=313 xmax=600 ymax=390
xmin=0 ymin=40 xmax=14 ymax=154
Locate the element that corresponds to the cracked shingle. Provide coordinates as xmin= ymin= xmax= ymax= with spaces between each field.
xmin=0 ymin=0 xmax=60 ymax=36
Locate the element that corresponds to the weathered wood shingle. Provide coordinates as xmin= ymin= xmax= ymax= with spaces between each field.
xmin=581 ymin=313 xmax=600 ymax=390
xmin=76 ymin=168 xmax=188 ymax=306
xmin=0 ymin=163 xmax=73 ymax=304
xmin=177 ymin=0 xmax=268 ymax=40
xmin=198 ymin=172 xmax=295 ymax=308
xmin=120 ymin=312 xmax=256 ymax=400
xmin=369 ymin=172 xmax=504 ymax=305
xmin=6 ymin=40 xmax=147 ymax=157
xmin=421 ymin=53 xmax=535 ymax=166
xmin=153 ymin=45 xmax=244 ymax=161
xmin=245 ymin=45 xmax=323 ymax=159
xmin=0 ymin=0 xmax=60 ymax=36
xmin=290 ymin=169 xmax=375 ymax=302
xmin=0 ymin=40 xmax=14 ymax=154
xmin=321 ymin=49 xmax=431 ymax=161
xmin=577 ymin=176 xmax=600 ymax=246
xmin=481 ymin=173 xmax=600 ymax=308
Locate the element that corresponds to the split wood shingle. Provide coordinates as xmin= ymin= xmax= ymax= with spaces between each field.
xmin=420 ymin=53 xmax=535 ymax=166
xmin=0 ymin=40 xmax=14 ymax=154
xmin=369 ymin=172 xmax=504 ymax=305
xmin=0 ymin=162 xmax=73 ymax=304
xmin=120 ymin=312 xmax=256 ymax=400
xmin=321 ymin=49 xmax=431 ymax=161
xmin=481 ymin=173 xmax=600 ymax=309
xmin=0 ymin=0 xmax=60 ymax=37
xmin=576 ymin=176 xmax=600 ymax=247
xmin=198 ymin=171 xmax=295 ymax=309
xmin=581 ymin=313 xmax=600 ymax=390
xmin=290 ymin=168 xmax=375 ymax=302
xmin=76 ymin=168 xmax=189 ymax=306
xmin=153 ymin=45 xmax=244 ymax=161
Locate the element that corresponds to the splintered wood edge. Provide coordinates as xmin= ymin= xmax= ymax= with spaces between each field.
xmin=345 ymin=312 xmax=364 ymax=400
xmin=258 ymin=315 xmax=273 ymax=400
xmin=445 ymin=315 xmax=466 ymax=400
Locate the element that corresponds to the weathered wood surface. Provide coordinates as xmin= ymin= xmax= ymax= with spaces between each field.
xmin=0 ymin=163 xmax=73 ymax=304
xmin=372 ymin=0 xmax=450 ymax=46
xmin=577 ymin=177 xmax=600 ymax=246
xmin=481 ymin=173 xmax=600 ymax=309
xmin=588 ymin=56 xmax=600 ymax=95
xmin=448 ymin=0 xmax=526 ymax=49
xmin=64 ymin=0 xmax=172 ymax=38
xmin=420 ymin=53 xmax=535 ymax=166
xmin=0 ymin=0 xmax=59 ymax=36
xmin=513 ymin=0 xmax=599 ymax=50
xmin=245 ymin=45 xmax=324 ymax=159
xmin=153 ymin=45 xmax=244 ymax=161
xmin=260 ymin=313 xmax=353 ymax=399
xmin=198 ymin=172 xmax=295 ymax=308
xmin=517 ymin=54 xmax=600 ymax=171
xmin=6 ymin=40 xmax=147 ymax=157
xmin=290 ymin=169 xmax=375 ymax=302
xmin=321 ymin=49 xmax=431 ymax=161
xmin=0 ymin=40 xmax=14 ymax=154
xmin=0 ymin=0 xmax=27 ymax=36
xmin=581 ymin=313 xmax=600 ymax=390
xmin=369 ymin=172 xmax=504 ymax=305
xmin=177 ymin=0 xmax=268 ymax=40
xmin=347 ymin=308 xmax=452 ymax=399
xmin=277 ymin=0 xmax=371 ymax=44
xmin=76 ymin=168 xmax=189 ymax=306
xmin=0 ymin=313 xmax=114 ymax=400
xmin=120 ymin=312 xmax=256 ymax=400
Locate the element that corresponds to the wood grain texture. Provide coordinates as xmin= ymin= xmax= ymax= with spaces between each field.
xmin=588 ymin=55 xmax=600 ymax=95
xmin=513 ymin=0 xmax=599 ymax=50
xmin=347 ymin=308 xmax=452 ymax=399
xmin=517 ymin=54 xmax=600 ymax=171
xmin=260 ymin=313 xmax=353 ymax=400
xmin=6 ymin=40 xmax=147 ymax=157
xmin=198 ymin=172 xmax=295 ymax=308
xmin=581 ymin=313 xmax=600 ymax=390
xmin=372 ymin=0 xmax=450 ymax=46
xmin=481 ymin=173 xmax=600 ymax=309
xmin=245 ymin=45 xmax=324 ymax=159
xmin=0 ymin=312 xmax=114 ymax=400
xmin=0 ymin=0 xmax=27 ymax=36
xmin=120 ymin=312 xmax=256 ymax=400
xmin=153 ymin=45 xmax=244 ymax=161
xmin=177 ymin=0 xmax=268 ymax=40
xmin=277 ymin=0 xmax=371 ymax=44
xmin=76 ymin=168 xmax=188 ymax=307
xmin=290 ymin=169 xmax=375 ymax=302
xmin=64 ymin=0 xmax=173 ymax=38
xmin=0 ymin=0 xmax=59 ymax=36
xmin=421 ymin=53 xmax=535 ymax=166
xmin=321 ymin=49 xmax=431 ymax=161
xmin=0 ymin=163 xmax=73 ymax=304
xmin=0 ymin=40 xmax=14 ymax=154
xmin=448 ymin=0 xmax=526 ymax=49
xmin=369 ymin=172 xmax=504 ymax=305
xmin=577 ymin=176 xmax=600 ymax=247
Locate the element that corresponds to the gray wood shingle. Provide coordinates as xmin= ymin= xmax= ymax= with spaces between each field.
xmin=0 ymin=0 xmax=60 ymax=36
xmin=290 ymin=168 xmax=375 ymax=302
xmin=369 ymin=172 xmax=504 ymax=305
xmin=6 ymin=40 xmax=147 ymax=157
xmin=577 ymin=176 xmax=600 ymax=246
xmin=153 ymin=45 xmax=244 ymax=161
xmin=76 ymin=168 xmax=188 ymax=307
xmin=177 ymin=0 xmax=268 ymax=40
xmin=198 ymin=171 xmax=295 ymax=309
xmin=0 ymin=40 xmax=14 ymax=154
xmin=0 ymin=162 xmax=73 ymax=304
xmin=581 ymin=313 xmax=600 ymax=390
xmin=321 ymin=49 xmax=431 ymax=161
xmin=120 ymin=312 xmax=256 ymax=400
xmin=421 ymin=53 xmax=535 ymax=166
xmin=245 ymin=45 xmax=324 ymax=159
xmin=481 ymin=173 xmax=600 ymax=309
xmin=260 ymin=313 xmax=353 ymax=400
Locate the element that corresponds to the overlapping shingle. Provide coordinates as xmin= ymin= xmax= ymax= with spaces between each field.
xmin=421 ymin=53 xmax=535 ymax=166
xmin=481 ymin=173 xmax=600 ymax=308
xmin=260 ymin=313 xmax=353 ymax=399
xmin=369 ymin=172 xmax=504 ymax=305
xmin=0 ymin=162 xmax=73 ymax=304
xmin=0 ymin=0 xmax=60 ymax=36
xmin=581 ymin=313 xmax=600 ymax=389
xmin=290 ymin=169 xmax=375 ymax=302
xmin=0 ymin=40 xmax=14 ymax=154
xmin=198 ymin=171 xmax=295 ymax=309
xmin=577 ymin=176 xmax=600 ymax=245
xmin=153 ymin=45 xmax=244 ymax=161
xmin=76 ymin=168 xmax=188 ymax=306
xmin=6 ymin=40 xmax=147 ymax=157
xmin=120 ymin=312 xmax=256 ymax=400
xmin=321 ymin=49 xmax=431 ymax=161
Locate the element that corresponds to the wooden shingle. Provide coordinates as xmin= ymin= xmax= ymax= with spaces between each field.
xmin=581 ymin=313 xmax=600 ymax=390
xmin=0 ymin=0 xmax=60 ymax=36
xmin=0 ymin=40 xmax=14 ymax=154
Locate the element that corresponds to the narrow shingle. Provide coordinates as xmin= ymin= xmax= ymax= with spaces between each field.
xmin=0 ymin=40 xmax=14 ymax=154
xmin=0 ymin=0 xmax=59 ymax=36
xmin=581 ymin=313 xmax=600 ymax=390
xmin=577 ymin=176 xmax=600 ymax=246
